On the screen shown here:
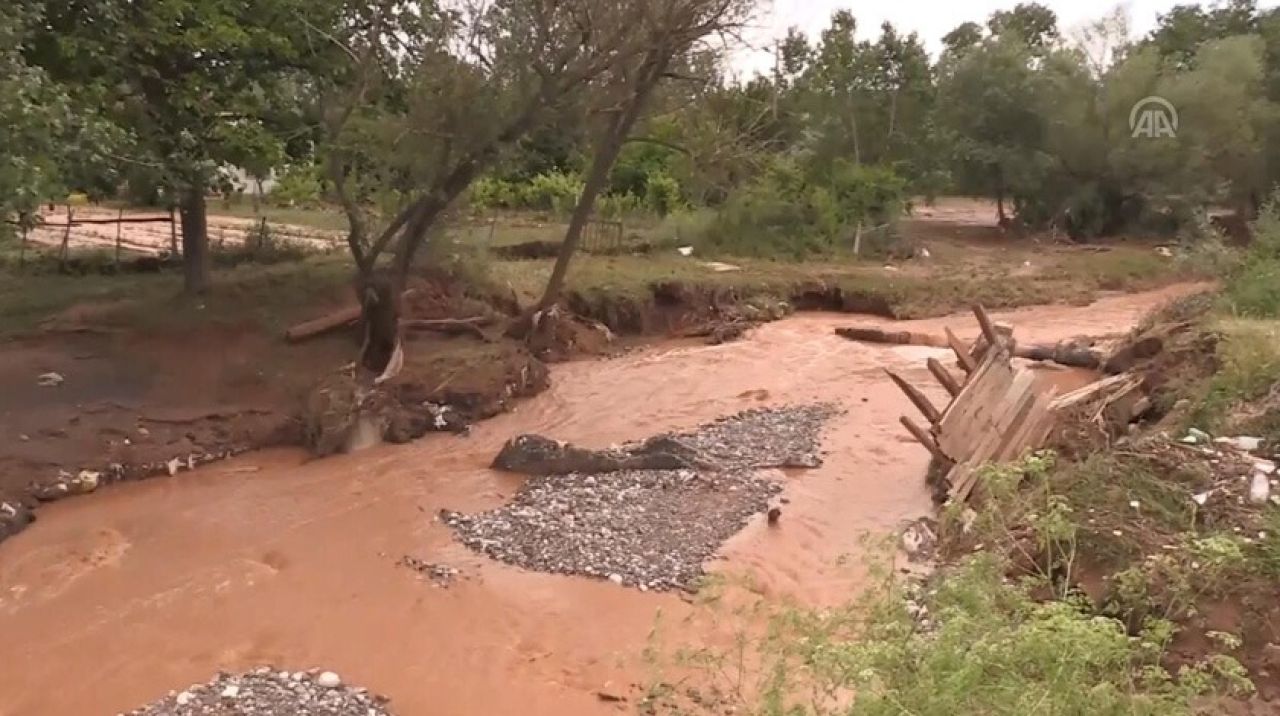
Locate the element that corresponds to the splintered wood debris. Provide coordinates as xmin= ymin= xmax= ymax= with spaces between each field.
xmin=862 ymin=305 xmax=1145 ymax=504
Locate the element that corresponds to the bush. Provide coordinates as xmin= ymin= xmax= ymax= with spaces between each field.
xmin=693 ymin=159 xmax=908 ymax=259
xmin=469 ymin=175 xmax=521 ymax=211
xmin=1226 ymin=193 xmax=1280 ymax=317
xmin=520 ymin=170 xmax=583 ymax=215
xmin=269 ymin=163 xmax=324 ymax=207
xmin=644 ymin=173 xmax=683 ymax=216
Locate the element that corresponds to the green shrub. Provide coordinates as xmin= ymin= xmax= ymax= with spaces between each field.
xmin=520 ymin=170 xmax=583 ymax=214
xmin=469 ymin=175 xmax=521 ymax=211
xmin=269 ymin=163 xmax=324 ymax=207
xmin=694 ymin=159 xmax=908 ymax=259
xmin=1226 ymin=193 xmax=1280 ymax=317
xmin=643 ymin=173 xmax=683 ymax=216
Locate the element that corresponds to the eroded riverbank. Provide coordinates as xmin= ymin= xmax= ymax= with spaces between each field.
xmin=0 ymin=284 xmax=1202 ymax=715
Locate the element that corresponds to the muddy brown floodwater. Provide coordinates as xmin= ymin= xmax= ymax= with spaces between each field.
xmin=0 ymin=285 xmax=1202 ymax=716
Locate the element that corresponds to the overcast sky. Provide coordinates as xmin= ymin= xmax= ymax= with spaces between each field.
xmin=730 ymin=0 xmax=1279 ymax=77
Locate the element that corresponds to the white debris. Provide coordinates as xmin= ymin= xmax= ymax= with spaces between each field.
xmin=676 ymin=246 xmax=694 ymax=257
xmin=1215 ymin=436 xmax=1264 ymax=452
xmin=700 ymin=261 xmax=742 ymax=273
xmin=175 ymin=692 xmax=193 ymax=706
xmin=918 ymin=247 xmax=931 ymax=259
xmin=1253 ymin=459 xmax=1276 ymax=475
xmin=608 ymin=573 xmax=624 ymax=585
xmin=1250 ymin=472 xmax=1272 ymax=505
xmin=1181 ymin=427 xmax=1211 ymax=445
xmin=166 ymin=457 xmax=181 ymax=476
xmin=1129 ymin=500 xmax=1141 ymax=510
xmin=1192 ymin=491 xmax=1211 ymax=506
xmin=1156 ymin=246 xmax=1174 ymax=258
xmin=220 ymin=684 xmax=240 ymax=699
xmin=36 ymin=372 xmax=64 ymax=387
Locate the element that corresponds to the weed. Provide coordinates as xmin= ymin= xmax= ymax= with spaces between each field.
xmin=645 ymin=554 xmax=1249 ymax=715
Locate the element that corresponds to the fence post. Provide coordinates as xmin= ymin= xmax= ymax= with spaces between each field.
xmin=18 ymin=224 xmax=28 ymax=270
xmin=169 ymin=206 xmax=178 ymax=257
xmin=59 ymin=205 xmax=74 ymax=269
xmin=115 ymin=207 xmax=124 ymax=267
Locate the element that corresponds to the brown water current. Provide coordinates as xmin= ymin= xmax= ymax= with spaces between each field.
xmin=0 ymin=285 xmax=1201 ymax=715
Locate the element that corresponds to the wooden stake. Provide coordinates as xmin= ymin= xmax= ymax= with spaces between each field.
xmin=18 ymin=224 xmax=28 ymax=269
xmin=972 ymin=304 xmax=1001 ymax=352
xmin=59 ymin=206 xmax=74 ymax=268
xmin=884 ymin=369 xmax=942 ymax=424
xmin=899 ymin=415 xmax=951 ymax=464
xmin=115 ymin=207 xmax=123 ymax=267
xmin=945 ymin=327 xmax=976 ymax=373
xmin=927 ymin=357 xmax=962 ymax=397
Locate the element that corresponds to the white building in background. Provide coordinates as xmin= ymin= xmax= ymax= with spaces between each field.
xmin=225 ymin=166 xmax=278 ymax=196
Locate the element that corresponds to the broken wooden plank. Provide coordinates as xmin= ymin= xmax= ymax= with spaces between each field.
xmin=900 ymin=416 xmax=952 ymax=464
xmin=945 ymin=327 xmax=977 ymax=374
xmin=884 ymin=369 xmax=942 ymax=424
xmin=927 ymin=357 xmax=962 ymax=397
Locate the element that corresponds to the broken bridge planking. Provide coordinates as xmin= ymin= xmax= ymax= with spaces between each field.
xmin=886 ymin=305 xmax=1065 ymax=504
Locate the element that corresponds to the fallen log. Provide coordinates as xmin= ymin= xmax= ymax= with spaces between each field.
xmin=834 ymin=326 xmax=948 ymax=347
xmin=835 ymin=324 xmax=1105 ymax=369
xmin=284 ymin=290 xmax=416 ymax=342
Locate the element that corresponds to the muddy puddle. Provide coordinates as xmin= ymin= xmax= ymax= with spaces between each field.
xmin=0 ymin=284 xmax=1201 ymax=715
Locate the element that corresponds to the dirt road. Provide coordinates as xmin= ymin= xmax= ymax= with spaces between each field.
xmin=0 ymin=285 xmax=1199 ymax=715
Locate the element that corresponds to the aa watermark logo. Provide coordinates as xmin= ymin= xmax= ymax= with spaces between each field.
xmin=1130 ymin=96 xmax=1178 ymax=138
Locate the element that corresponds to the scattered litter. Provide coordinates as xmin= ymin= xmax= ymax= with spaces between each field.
xmin=1250 ymin=472 xmax=1272 ymax=505
xmin=166 ymin=457 xmax=181 ymax=476
xmin=700 ymin=261 xmax=741 ymax=273
xmin=1181 ymin=427 xmax=1211 ymax=445
xmin=1193 ymin=491 xmax=1211 ymax=506
xmin=918 ymin=247 xmax=931 ymax=259
xmin=1129 ymin=500 xmax=1141 ymax=510
xmin=883 ymin=265 xmax=900 ymax=272
xmin=36 ymin=372 xmax=64 ymax=387
xmin=1156 ymin=246 xmax=1175 ymax=258
xmin=1215 ymin=436 xmax=1264 ymax=452
xmin=676 ymin=246 xmax=694 ymax=257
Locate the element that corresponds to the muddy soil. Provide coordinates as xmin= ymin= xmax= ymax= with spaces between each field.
xmin=0 ymin=284 xmax=1201 ymax=716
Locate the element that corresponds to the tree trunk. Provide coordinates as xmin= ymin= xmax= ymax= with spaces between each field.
xmin=179 ymin=188 xmax=210 ymax=293
xmin=538 ymin=62 xmax=666 ymax=311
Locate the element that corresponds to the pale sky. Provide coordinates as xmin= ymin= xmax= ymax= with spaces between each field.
xmin=730 ymin=0 xmax=1279 ymax=77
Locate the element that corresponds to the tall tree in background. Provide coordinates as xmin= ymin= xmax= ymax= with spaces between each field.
xmin=25 ymin=0 xmax=320 ymax=293
xmin=535 ymin=0 xmax=755 ymax=311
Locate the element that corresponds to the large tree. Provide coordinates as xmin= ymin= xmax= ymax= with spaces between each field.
xmin=25 ymin=0 xmax=322 ymax=292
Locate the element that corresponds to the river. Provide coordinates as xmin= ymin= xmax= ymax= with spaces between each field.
xmin=0 ymin=285 xmax=1199 ymax=715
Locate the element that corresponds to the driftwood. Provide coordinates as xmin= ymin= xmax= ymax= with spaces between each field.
xmin=283 ymin=289 xmax=417 ymax=342
xmin=835 ymin=323 xmax=1107 ymax=370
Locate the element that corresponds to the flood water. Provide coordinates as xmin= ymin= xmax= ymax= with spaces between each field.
xmin=0 ymin=285 xmax=1199 ymax=715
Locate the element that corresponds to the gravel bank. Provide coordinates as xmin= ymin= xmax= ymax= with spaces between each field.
xmin=666 ymin=403 xmax=841 ymax=469
xmin=443 ymin=404 xmax=839 ymax=590
xmin=123 ymin=667 xmax=393 ymax=716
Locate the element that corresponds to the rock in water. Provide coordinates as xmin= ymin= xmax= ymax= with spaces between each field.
xmin=317 ymin=671 xmax=342 ymax=688
xmin=491 ymin=434 xmax=706 ymax=475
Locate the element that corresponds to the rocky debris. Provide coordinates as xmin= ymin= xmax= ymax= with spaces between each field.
xmin=443 ymin=468 xmax=781 ymax=591
xmin=667 ymin=404 xmax=841 ymax=470
xmin=0 ymin=501 xmax=34 ymax=541
xmin=123 ymin=666 xmax=393 ymax=716
xmin=491 ymin=434 xmax=708 ymax=475
xmin=900 ymin=518 xmax=939 ymax=562
xmin=398 ymin=555 xmax=461 ymax=587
